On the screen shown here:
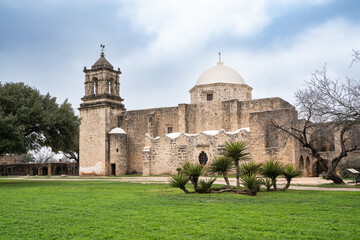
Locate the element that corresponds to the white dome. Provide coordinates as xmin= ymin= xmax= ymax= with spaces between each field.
xmin=196 ymin=61 xmax=245 ymax=86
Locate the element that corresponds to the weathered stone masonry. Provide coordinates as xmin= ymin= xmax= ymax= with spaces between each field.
xmin=79 ymin=53 xmax=347 ymax=177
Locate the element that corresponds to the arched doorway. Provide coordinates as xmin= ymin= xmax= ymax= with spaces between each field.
xmin=55 ymin=167 xmax=62 ymax=175
xmin=42 ymin=167 xmax=48 ymax=176
xmin=299 ymin=156 xmax=304 ymax=170
xmin=32 ymin=168 xmax=38 ymax=176
xmin=312 ymin=161 xmax=327 ymax=177
xmin=306 ymin=157 xmax=311 ymax=176
xmin=111 ymin=164 xmax=116 ymax=175
xmin=199 ymin=151 xmax=208 ymax=165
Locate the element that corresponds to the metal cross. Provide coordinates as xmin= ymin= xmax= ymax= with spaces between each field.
xmin=100 ymin=44 xmax=105 ymax=53
xmin=218 ymin=51 xmax=221 ymax=62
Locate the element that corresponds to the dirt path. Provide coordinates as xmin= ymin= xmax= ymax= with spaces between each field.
xmin=2 ymin=176 xmax=360 ymax=191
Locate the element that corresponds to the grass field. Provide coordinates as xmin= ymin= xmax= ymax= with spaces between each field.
xmin=0 ymin=180 xmax=359 ymax=239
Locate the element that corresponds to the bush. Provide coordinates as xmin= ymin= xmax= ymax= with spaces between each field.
xmin=339 ymin=157 xmax=360 ymax=178
xmin=198 ymin=177 xmax=217 ymax=193
xmin=169 ymin=174 xmax=190 ymax=193
xmin=261 ymin=159 xmax=283 ymax=189
xmin=240 ymin=173 xmax=261 ymax=196
xmin=261 ymin=177 xmax=273 ymax=191
xmin=240 ymin=161 xmax=262 ymax=176
xmin=181 ymin=162 xmax=205 ymax=192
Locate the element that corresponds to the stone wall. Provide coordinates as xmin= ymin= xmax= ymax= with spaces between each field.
xmin=79 ymin=104 xmax=123 ymax=176
xmin=249 ymin=108 xmax=298 ymax=165
xmin=143 ymin=129 xmax=250 ymax=175
xmin=121 ymin=106 xmax=180 ymax=174
xmin=189 ymin=83 xmax=252 ymax=103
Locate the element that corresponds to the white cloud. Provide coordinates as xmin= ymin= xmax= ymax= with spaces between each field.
xmin=121 ymin=0 xmax=269 ymax=56
xmin=225 ymin=18 xmax=360 ymax=105
xmin=120 ymin=0 xmax=333 ymax=58
xmin=119 ymin=17 xmax=360 ymax=110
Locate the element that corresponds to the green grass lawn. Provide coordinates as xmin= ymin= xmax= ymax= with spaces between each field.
xmin=0 ymin=180 xmax=359 ymax=239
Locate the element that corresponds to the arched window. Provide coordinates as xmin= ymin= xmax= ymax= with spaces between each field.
xmin=93 ymin=78 xmax=98 ymax=95
xmin=199 ymin=151 xmax=208 ymax=165
xmin=108 ymin=80 xmax=112 ymax=95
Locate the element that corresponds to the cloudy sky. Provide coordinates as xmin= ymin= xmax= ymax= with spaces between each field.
xmin=1 ymin=0 xmax=360 ymax=113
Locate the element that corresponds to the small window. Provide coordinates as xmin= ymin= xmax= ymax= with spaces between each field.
xmin=207 ymin=93 xmax=213 ymax=101
xmin=167 ymin=127 xmax=173 ymax=134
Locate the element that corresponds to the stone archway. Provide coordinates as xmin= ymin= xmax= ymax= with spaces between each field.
xmin=312 ymin=161 xmax=327 ymax=177
xmin=55 ymin=167 xmax=62 ymax=175
xmin=199 ymin=151 xmax=208 ymax=165
xmin=32 ymin=168 xmax=38 ymax=176
xmin=42 ymin=167 xmax=48 ymax=176
xmin=306 ymin=157 xmax=311 ymax=176
xmin=299 ymin=156 xmax=304 ymax=170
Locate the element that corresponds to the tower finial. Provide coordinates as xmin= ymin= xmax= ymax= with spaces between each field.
xmin=100 ymin=44 xmax=105 ymax=56
xmin=218 ymin=51 xmax=221 ymax=62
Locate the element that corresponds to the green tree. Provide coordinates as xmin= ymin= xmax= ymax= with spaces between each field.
xmin=225 ymin=141 xmax=249 ymax=193
xmin=209 ymin=157 xmax=233 ymax=188
xmin=0 ymin=82 xmax=79 ymax=156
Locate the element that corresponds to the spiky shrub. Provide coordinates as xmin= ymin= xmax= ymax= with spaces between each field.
xmin=176 ymin=167 xmax=182 ymax=175
xmin=169 ymin=174 xmax=190 ymax=193
xmin=261 ymin=159 xmax=283 ymax=189
xmin=281 ymin=164 xmax=301 ymax=191
xmin=240 ymin=173 xmax=261 ymax=196
xmin=240 ymin=161 xmax=262 ymax=176
xmin=225 ymin=141 xmax=249 ymax=192
xmin=209 ymin=157 xmax=233 ymax=188
xmin=261 ymin=177 xmax=273 ymax=191
xmin=198 ymin=177 xmax=217 ymax=193
xmin=181 ymin=162 xmax=205 ymax=192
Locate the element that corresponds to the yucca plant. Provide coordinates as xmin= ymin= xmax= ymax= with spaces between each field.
xmin=260 ymin=159 xmax=283 ymax=189
xmin=225 ymin=141 xmax=249 ymax=192
xmin=181 ymin=162 xmax=205 ymax=192
xmin=198 ymin=177 xmax=217 ymax=193
xmin=280 ymin=164 xmax=301 ymax=191
xmin=240 ymin=161 xmax=262 ymax=176
xmin=209 ymin=157 xmax=233 ymax=188
xmin=169 ymin=174 xmax=190 ymax=193
xmin=240 ymin=173 xmax=261 ymax=196
xmin=261 ymin=177 xmax=273 ymax=191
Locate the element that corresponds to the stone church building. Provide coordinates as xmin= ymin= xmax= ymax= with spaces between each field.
xmin=79 ymin=52 xmax=335 ymax=176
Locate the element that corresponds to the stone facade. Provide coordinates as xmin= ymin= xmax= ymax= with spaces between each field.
xmin=79 ymin=54 xmax=354 ymax=177
xmin=189 ymin=83 xmax=252 ymax=103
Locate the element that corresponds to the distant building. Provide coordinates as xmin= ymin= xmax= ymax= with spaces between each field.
xmin=79 ymin=52 xmax=353 ymax=176
xmin=0 ymin=155 xmax=78 ymax=176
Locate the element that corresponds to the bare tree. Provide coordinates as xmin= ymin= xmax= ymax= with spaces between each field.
xmin=351 ymin=49 xmax=360 ymax=66
xmin=269 ymin=60 xmax=360 ymax=184
xmin=32 ymin=147 xmax=56 ymax=163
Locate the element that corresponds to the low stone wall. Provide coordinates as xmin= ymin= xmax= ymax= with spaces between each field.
xmin=142 ymin=128 xmax=250 ymax=175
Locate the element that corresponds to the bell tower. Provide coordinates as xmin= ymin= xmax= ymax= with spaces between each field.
xmin=79 ymin=47 xmax=125 ymax=176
